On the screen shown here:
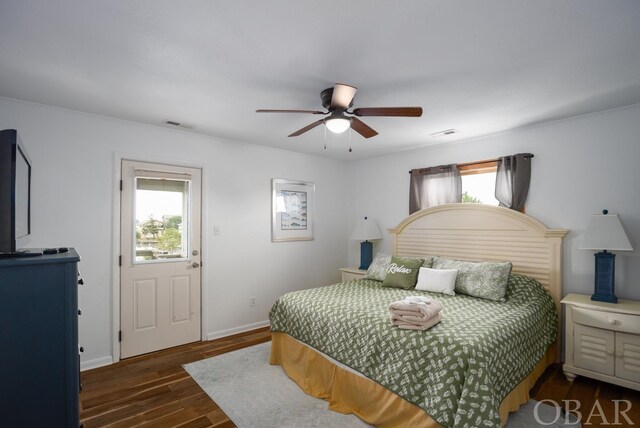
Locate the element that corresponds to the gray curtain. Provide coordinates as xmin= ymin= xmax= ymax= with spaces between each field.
xmin=495 ymin=153 xmax=532 ymax=211
xmin=409 ymin=164 xmax=462 ymax=214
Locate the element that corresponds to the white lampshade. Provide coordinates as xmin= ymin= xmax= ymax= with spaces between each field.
xmin=325 ymin=117 xmax=351 ymax=134
xmin=350 ymin=217 xmax=383 ymax=241
xmin=579 ymin=212 xmax=633 ymax=251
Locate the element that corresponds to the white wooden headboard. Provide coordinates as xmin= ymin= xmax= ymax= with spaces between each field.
xmin=389 ymin=204 xmax=568 ymax=352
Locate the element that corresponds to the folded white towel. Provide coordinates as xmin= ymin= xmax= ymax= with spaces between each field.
xmin=403 ymin=295 xmax=432 ymax=304
xmin=392 ymin=312 xmax=442 ymax=331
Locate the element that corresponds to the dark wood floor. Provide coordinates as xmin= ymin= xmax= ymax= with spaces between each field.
xmin=530 ymin=365 xmax=640 ymax=427
xmin=81 ymin=328 xmax=640 ymax=427
xmin=80 ymin=327 xmax=271 ymax=427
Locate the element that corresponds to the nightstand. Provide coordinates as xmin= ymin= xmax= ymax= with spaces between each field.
xmin=561 ymin=293 xmax=640 ymax=391
xmin=340 ymin=267 xmax=366 ymax=282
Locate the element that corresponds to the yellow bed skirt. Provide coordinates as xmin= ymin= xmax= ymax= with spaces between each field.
xmin=269 ymin=332 xmax=555 ymax=427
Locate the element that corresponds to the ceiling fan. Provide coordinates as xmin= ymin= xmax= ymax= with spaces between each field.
xmin=256 ymin=83 xmax=422 ymax=138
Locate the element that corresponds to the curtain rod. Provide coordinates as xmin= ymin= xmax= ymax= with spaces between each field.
xmin=408 ymin=153 xmax=534 ymax=173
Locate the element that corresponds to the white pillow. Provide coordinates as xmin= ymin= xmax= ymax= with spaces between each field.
xmin=415 ymin=267 xmax=458 ymax=295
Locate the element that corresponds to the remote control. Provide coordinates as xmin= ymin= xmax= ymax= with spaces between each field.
xmin=43 ymin=248 xmax=58 ymax=254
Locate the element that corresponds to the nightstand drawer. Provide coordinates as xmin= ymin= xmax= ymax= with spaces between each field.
xmin=572 ymin=306 xmax=640 ymax=335
xmin=340 ymin=267 xmax=366 ymax=282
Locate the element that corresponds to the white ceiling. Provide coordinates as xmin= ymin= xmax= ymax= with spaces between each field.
xmin=1 ymin=1 xmax=639 ymax=160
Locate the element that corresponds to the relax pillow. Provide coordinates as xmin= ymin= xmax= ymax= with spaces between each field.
xmin=365 ymin=253 xmax=392 ymax=281
xmin=432 ymin=257 xmax=512 ymax=302
xmin=415 ymin=267 xmax=457 ymax=295
xmin=382 ymin=256 xmax=424 ymax=289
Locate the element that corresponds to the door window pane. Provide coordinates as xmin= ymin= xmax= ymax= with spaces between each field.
xmin=134 ymin=177 xmax=190 ymax=262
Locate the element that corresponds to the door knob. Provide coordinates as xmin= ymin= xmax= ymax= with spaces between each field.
xmin=192 ymin=262 xmax=200 ymax=268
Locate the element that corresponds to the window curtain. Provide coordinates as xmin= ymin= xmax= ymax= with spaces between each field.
xmin=409 ymin=164 xmax=462 ymax=214
xmin=494 ymin=153 xmax=532 ymax=211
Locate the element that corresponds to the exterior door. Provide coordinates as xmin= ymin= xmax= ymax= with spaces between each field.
xmin=120 ymin=160 xmax=201 ymax=358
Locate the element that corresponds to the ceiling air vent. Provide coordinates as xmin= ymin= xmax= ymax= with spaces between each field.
xmin=430 ymin=129 xmax=458 ymax=138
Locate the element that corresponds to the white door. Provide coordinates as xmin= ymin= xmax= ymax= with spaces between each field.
xmin=120 ymin=160 xmax=202 ymax=358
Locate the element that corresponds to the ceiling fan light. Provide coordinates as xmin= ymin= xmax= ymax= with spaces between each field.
xmin=325 ymin=117 xmax=351 ymax=134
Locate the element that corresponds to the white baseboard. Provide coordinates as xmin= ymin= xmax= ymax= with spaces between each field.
xmin=206 ymin=320 xmax=270 ymax=341
xmin=82 ymin=321 xmax=269 ymax=371
xmin=81 ymin=355 xmax=114 ymax=372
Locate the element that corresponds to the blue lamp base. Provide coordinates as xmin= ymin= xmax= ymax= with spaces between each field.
xmin=359 ymin=241 xmax=374 ymax=270
xmin=591 ymin=251 xmax=617 ymax=304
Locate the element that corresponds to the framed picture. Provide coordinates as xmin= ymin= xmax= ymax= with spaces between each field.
xmin=271 ymin=178 xmax=315 ymax=242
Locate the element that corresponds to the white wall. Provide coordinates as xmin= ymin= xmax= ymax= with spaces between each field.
xmin=348 ymin=103 xmax=640 ymax=301
xmin=4 ymin=95 xmax=640 ymax=369
xmin=0 ymin=97 xmax=350 ymax=369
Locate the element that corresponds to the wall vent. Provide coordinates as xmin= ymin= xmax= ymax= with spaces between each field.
xmin=430 ymin=129 xmax=458 ymax=137
xmin=164 ymin=120 xmax=194 ymax=129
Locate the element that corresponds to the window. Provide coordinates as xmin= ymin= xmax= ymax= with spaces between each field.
xmin=410 ymin=154 xmax=531 ymax=213
xmin=459 ymin=160 xmax=499 ymax=206
xmin=134 ymin=177 xmax=191 ymax=262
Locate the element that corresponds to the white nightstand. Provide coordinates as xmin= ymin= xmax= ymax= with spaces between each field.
xmin=561 ymin=293 xmax=640 ymax=391
xmin=340 ymin=267 xmax=366 ymax=282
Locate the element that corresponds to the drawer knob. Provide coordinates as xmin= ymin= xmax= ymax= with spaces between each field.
xmin=79 ymin=346 xmax=84 ymax=353
xmin=607 ymin=318 xmax=619 ymax=326
xmin=78 ymin=309 xmax=82 ymax=316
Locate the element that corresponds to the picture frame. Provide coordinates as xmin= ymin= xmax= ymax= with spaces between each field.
xmin=271 ymin=178 xmax=315 ymax=242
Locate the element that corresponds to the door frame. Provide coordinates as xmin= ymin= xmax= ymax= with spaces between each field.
xmin=111 ymin=152 xmax=208 ymax=363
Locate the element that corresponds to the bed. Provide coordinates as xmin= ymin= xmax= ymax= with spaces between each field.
xmin=269 ymin=204 xmax=567 ymax=427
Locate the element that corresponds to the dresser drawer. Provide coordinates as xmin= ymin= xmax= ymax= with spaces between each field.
xmin=572 ymin=306 xmax=640 ymax=335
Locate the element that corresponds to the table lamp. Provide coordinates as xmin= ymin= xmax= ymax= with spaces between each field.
xmin=579 ymin=209 xmax=633 ymax=303
xmin=351 ymin=217 xmax=383 ymax=270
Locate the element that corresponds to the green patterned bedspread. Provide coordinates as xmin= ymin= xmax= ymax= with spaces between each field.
xmin=269 ymin=274 xmax=557 ymax=428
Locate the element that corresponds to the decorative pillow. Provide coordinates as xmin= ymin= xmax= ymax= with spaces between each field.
xmin=415 ymin=267 xmax=457 ymax=295
xmin=421 ymin=257 xmax=435 ymax=269
xmin=432 ymin=257 xmax=512 ymax=302
xmin=365 ymin=253 xmax=392 ymax=281
xmin=381 ymin=256 xmax=424 ymax=289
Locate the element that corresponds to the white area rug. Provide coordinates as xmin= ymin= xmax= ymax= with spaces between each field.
xmin=184 ymin=342 xmax=580 ymax=428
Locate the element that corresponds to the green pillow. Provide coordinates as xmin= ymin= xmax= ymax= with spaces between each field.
xmin=365 ymin=253 xmax=392 ymax=281
xmin=421 ymin=256 xmax=435 ymax=268
xmin=432 ymin=257 xmax=512 ymax=301
xmin=382 ymin=256 xmax=424 ymax=289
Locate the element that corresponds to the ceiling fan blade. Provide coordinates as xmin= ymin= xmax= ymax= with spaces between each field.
xmin=288 ymin=119 xmax=325 ymax=137
xmin=256 ymin=109 xmax=326 ymax=114
xmin=352 ymin=107 xmax=423 ymax=117
xmin=331 ymin=83 xmax=357 ymax=109
xmin=350 ymin=117 xmax=378 ymax=139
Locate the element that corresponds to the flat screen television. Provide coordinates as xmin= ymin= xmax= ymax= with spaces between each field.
xmin=0 ymin=129 xmax=32 ymax=254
